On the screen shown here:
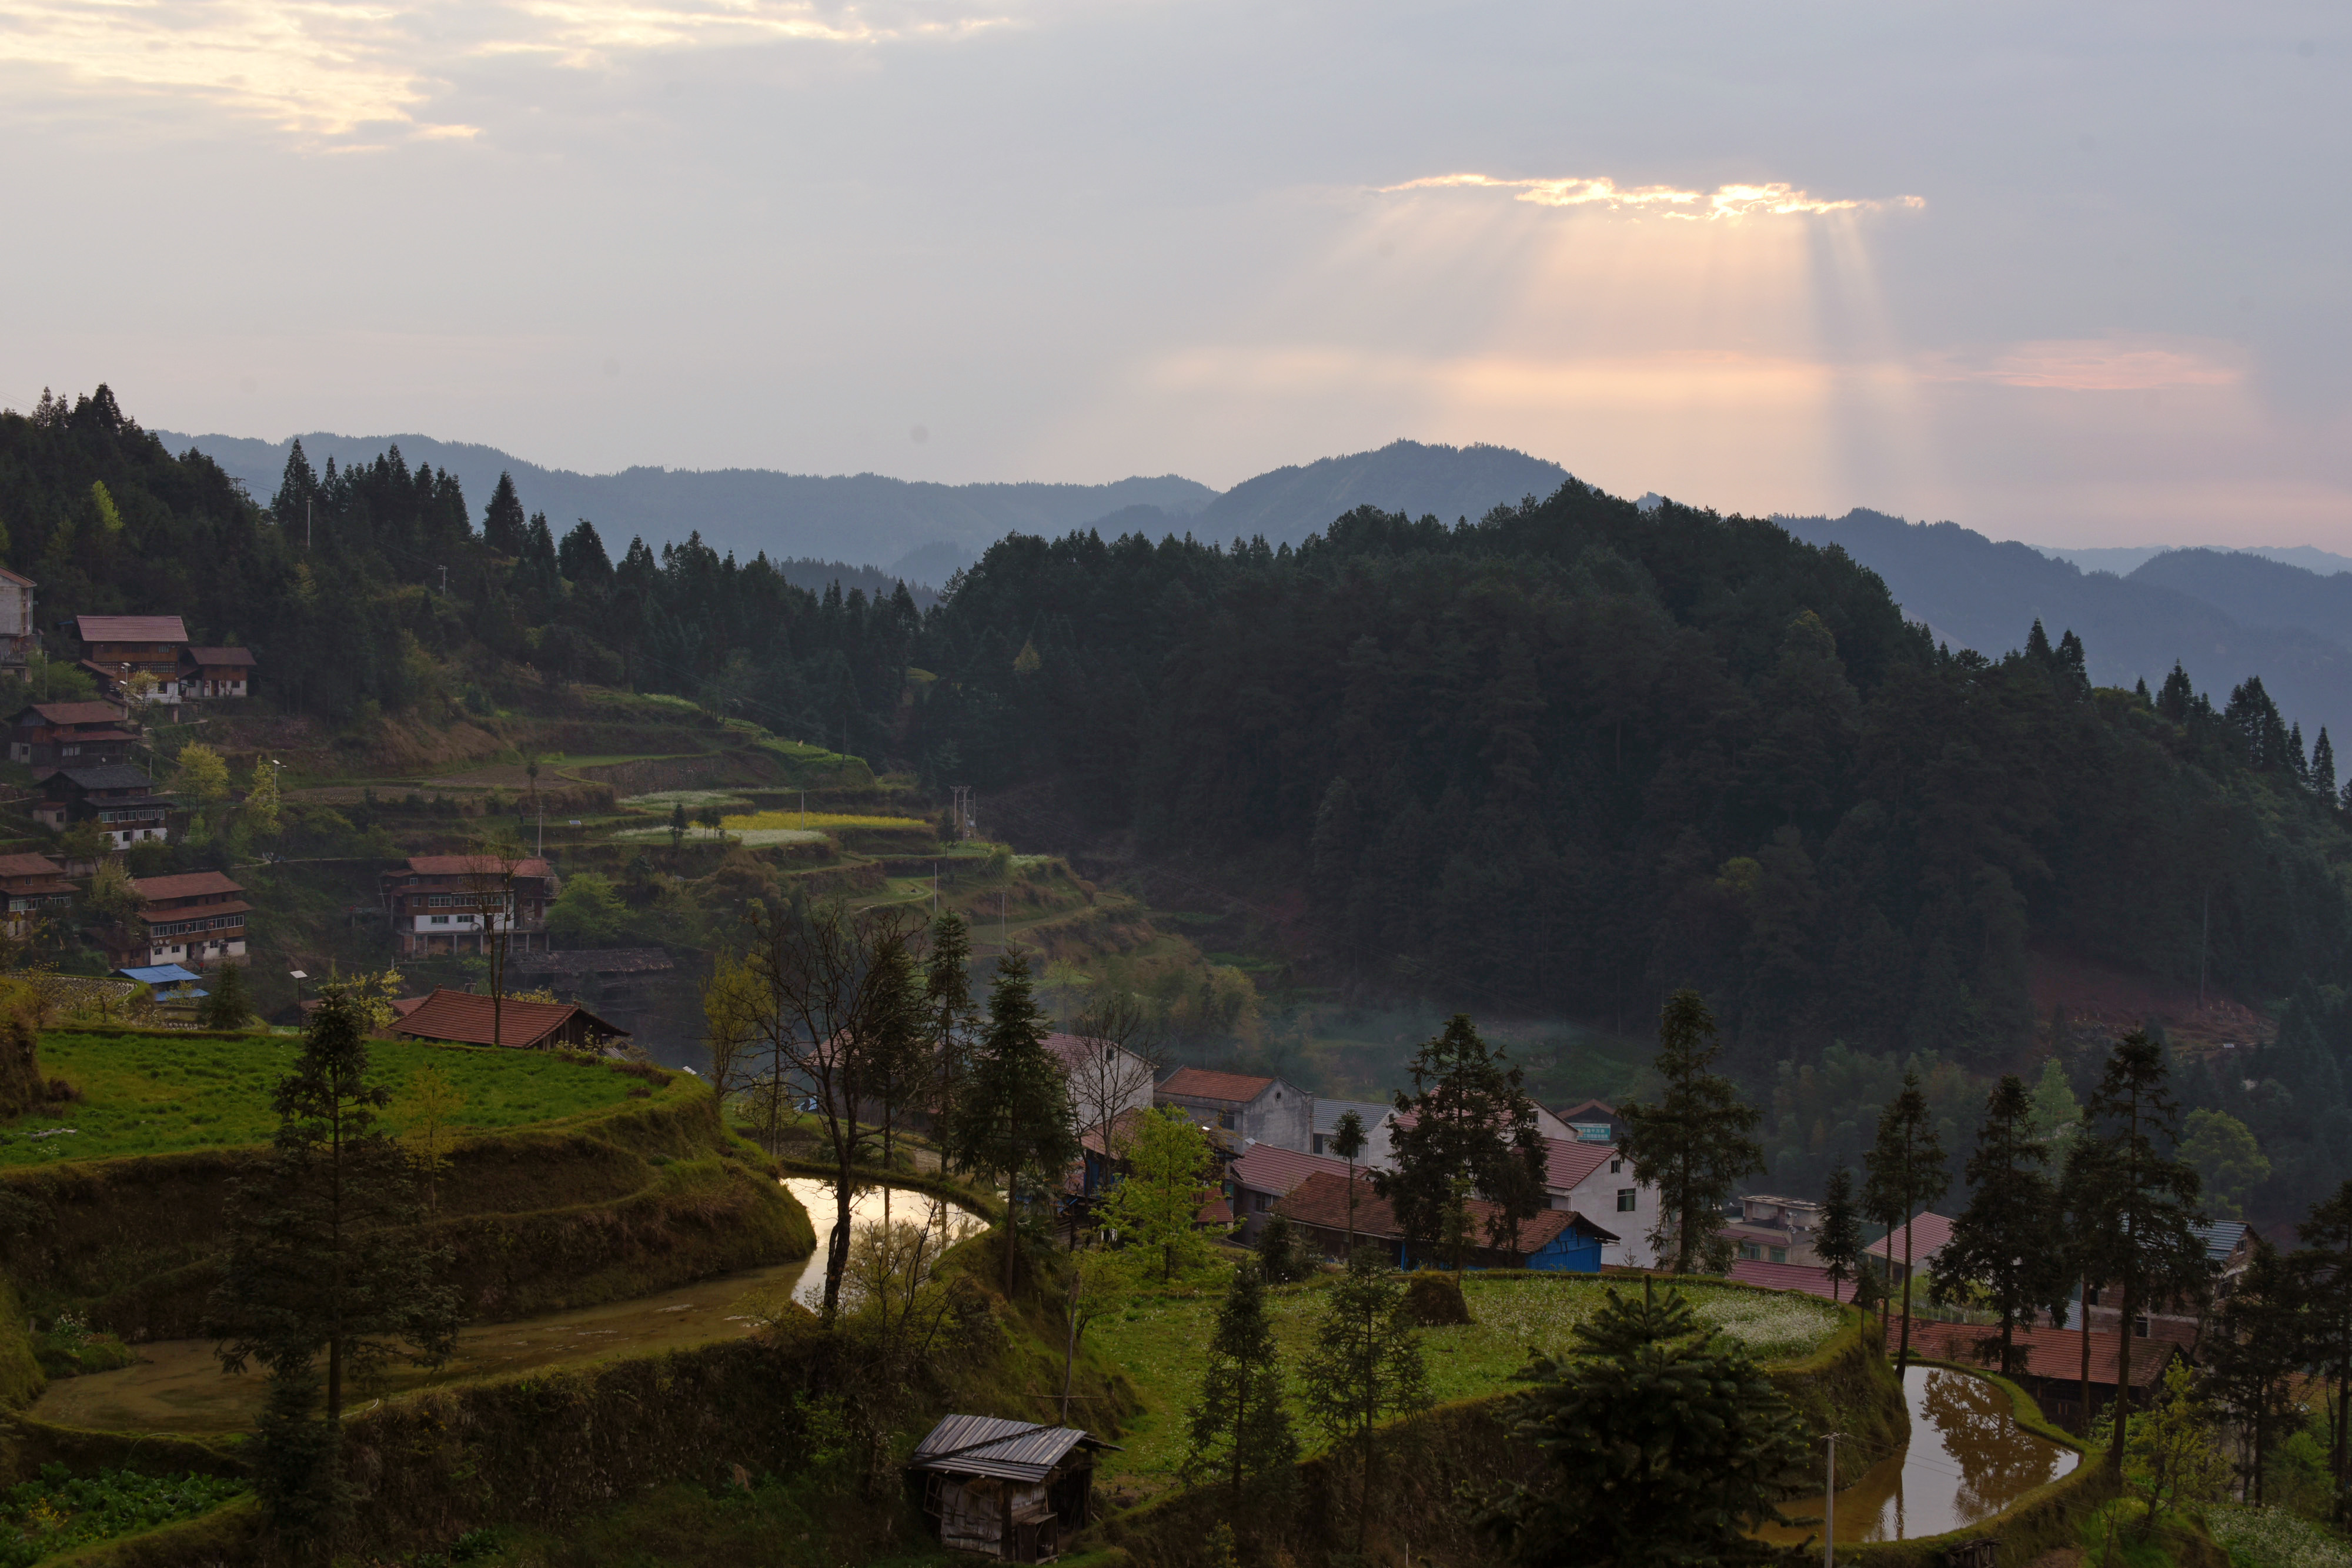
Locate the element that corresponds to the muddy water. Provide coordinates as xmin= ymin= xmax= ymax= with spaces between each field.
xmin=1759 ymin=1365 xmax=2079 ymax=1545
xmin=780 ymin=1178 xmax=988 ymax=1310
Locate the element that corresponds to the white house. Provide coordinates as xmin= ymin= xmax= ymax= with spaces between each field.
xmin=1542 ymin=1138 xmax=1662 ymax=1269
xmin=1310 ymin=1098 xmax=1399 ymax=1169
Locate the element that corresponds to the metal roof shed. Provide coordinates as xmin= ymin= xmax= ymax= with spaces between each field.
xmin=907 ymin=1415 xmax=1115 ymax=1562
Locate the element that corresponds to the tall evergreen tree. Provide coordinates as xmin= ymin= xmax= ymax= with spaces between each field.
xmin=1181 ymin=1261 xmax=1298 ymax=1506
xmin=1477 ymin=1287 xmax=1808 ymax=1568
xmin=1621 ymin=990 xmax=1762 ymax=1275
xmin=209 ymin=989 xmax=457 ymax=1537
xmin=946 ymin=955 xmax=1078 ymax=1297
xmin=1816 ymin=1165 xmax=1862 ymax=1304
xmin=1863 ymin=1068 xmax=1947 ymax=1373
xmin=1332 ymin=1109 xmax=1368 ymax=1252
xmin=1933 ymin=1074 xmax=2067 ymax=1375
xmin=2293 ymin=1181 xmax=2352 ymax=1524
xmin=1299 ymin=1247 xmax=1429 ymax=1556
xmin=482 ymin=471 xmax=526 ymax=554
xmin=1375 ymin=1015 xmax=1544 ymax=1266
xmin=2081 ymin=1031 xmax=2209 ymax=1475
xmin=200 ymin=961 xmax=252 ymax=1031
xmin=925 ymin=912 xmax=980 ymax=1131
xmin=2317 ymin=727 xmax=2339 ymax=800
xmin=2206 ymin=1241 xmax=2307 ymax=1505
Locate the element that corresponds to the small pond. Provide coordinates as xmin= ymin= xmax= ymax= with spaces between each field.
xmin=1759 ymin=1365 xmax=2079 ymax=1545
xmin=780 ymin=1178 xmax=989 ymax=1310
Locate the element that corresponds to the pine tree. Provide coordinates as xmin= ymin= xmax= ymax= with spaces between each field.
xmin=1863 ymin=1067 xmax=1947 ymax=1373
xmin=1933 ymin=1074 xmax=2068 ymax=1376
xmin=1181 ymin=1262 xmax=1298 ymax=1505
xmin=201 ymin=961 xmax=252 ymax=1031
xmin=924 ymin=912 xmax=980 ymax=1144
xmin=2025 ymin=618 xmax=2054 ymax=664
xmin=946 ymin=955 xmax=1078 ymax=1297
xmin=2292 ymin=1181 xmax=2352 ymax=1524
xmin=1477 ymin=1287 xmax=1807 ymax=1568
xmin=1621 ymin=990 xmax=1762 ymax=1274
xmin=482 ymin=472 xmax=526 ymax=554
xmin=2080 ymin=1031 xmax=2209 ymax=1475
xmin=1331 ymin=1109 xmax=1368 ymax=1252
xmin=2315 ymin=728 xmax=2338 ymax=800
xmin=1816 ymin=1166 xmax=1862 ymax=1303
xmin=2206 ymin=1241 xmax=2307 ymax=1505
xmin=209 ymin=990 xmax=457 ymax=1537
xmin=1299 ymin=1246 xmax=1429 ymax=1555
xmin=1375 ymin=1015 xmax=1545 ymax=1266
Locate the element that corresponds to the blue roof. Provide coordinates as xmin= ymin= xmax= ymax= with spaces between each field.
xmin=2193 ymin=1220 xmax=2250 ymax=1264
xmin=118 ymin=965 xmax=201 ymax=985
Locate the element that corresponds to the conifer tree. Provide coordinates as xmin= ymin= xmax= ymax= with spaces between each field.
xmin=1181 ymin=1262 xmax=1298 ymax=1505
xmin=2206 ymin=1241 xmax=2307 ymax=1505
xmin=1104 ymin=1106 xmax=1215 ymax=1281
xmin=924 ymin=912 xmax=980 ymax=1148
xmin=210 ymin=989 xmax=457 ymax=1537
xmin=1816 ymin=1165 xmax=1862 ymax=1303
xmin=1299 ymin=1246 xmax=1429 ymax=1555
xmin=2315 ymin=728 xmax=2338 ymax=800
xmin=200 ymin=960 xmax=252 ymax=1031
xmin=1478 ymin=1286 xmax=1807 ymax=1568
xmin=946 ymin=955 xmax=1078 ymax=1296
xmin=1376 ymin=1015 xmax=1545 ymax=1267
xmin=1934 ymin=1074 xmax=2067 ymax=1375
xmin=2080 ymin=1031 xmax=2208 ymax=1475
xmin=482 ymin=472 xmax=526 ymax=554
xmin=2292 ymin=1181 xmax=2352 ymax=1524
xmin=1621 ymin=990 xmax=1761 ymax=1275
xmin=1331 ymin=1108 xmax=1368 ymax=1252
xmin=1863 ymin=1067 xmax=1946 ymax=1373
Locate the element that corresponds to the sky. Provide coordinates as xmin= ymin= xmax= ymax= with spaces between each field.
xmin=2 ymin=2 xmax=2347 ymax=547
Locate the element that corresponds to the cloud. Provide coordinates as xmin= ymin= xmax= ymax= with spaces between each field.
xmin=1920 ymin=340 xmax=2243 ymax=392
xmin=0 ymin=0 xmax=1010 ymax=136
xmin=1381 ymin=172 xmax=1923 ymax=220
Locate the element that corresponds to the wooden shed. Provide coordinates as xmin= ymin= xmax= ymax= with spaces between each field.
xmin=907 ymin=1415 xmax=1114 ymax=1562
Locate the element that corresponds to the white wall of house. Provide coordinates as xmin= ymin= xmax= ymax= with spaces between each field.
xmin=1550 ymin=1147 xmax=1662 ymax=1269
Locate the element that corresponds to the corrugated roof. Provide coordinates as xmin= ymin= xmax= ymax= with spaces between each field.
xmin=1729 ymin=1259 xmax=1845 ymax=1300
xmin=2193 ymin=1220 xmax=2249 ymax=1264
xmin=908 ymin=1415 xmax=1109 ymax=1482
xmin=118 ymin=965 xmax=202 ymax=985
xmin=1158 ymin=1066 xmax=1278 ymax=1104
xmin=1864 ymin=1211 xmax=1956 ymax=1263
xmin=395 ymin=987 xmax=626 ymax=1048
xmin=75 ymin=615 xmax=188 ymax=643
xmin=1231 ymin=1143 xmax=1354 ymax=1197
xmin=135 ymin=871 xmax=245 ymax=901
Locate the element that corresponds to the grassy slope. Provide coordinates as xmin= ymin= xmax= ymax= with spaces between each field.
xmin=1 ymin=1032 xmax=646 ymax=1169
xmin=1090 ymin=1272 xmax=1842 ymax=1500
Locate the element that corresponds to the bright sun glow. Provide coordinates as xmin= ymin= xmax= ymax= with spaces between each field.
xmin=1383 ymin=172 xmax=1925 ymax=220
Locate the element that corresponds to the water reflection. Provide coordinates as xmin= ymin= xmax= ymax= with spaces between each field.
xmin=1759 ymin=1366 xmax=2079 ymax=1544
xmin=780 ymin=1178 xmax=987 ymax=1310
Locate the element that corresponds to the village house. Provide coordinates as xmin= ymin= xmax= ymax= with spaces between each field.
xmin=72 ymin=614 xmax=187 ymax=703
xmin=505 ymin=948 xmax=676 ymax=1039
xmin=1309 ymin=1098 xmax=1399 ymax=1167
xmin=1541 ymin=1137 xmax=1664 ymax=1268
xmin=907 ymin=1415 xmax=1112 ymax=1563
xmin=1865 ymin=1209 xmax=1956 ymax=1292
xmin=34 ymin=765 xmax=173 ymax=847
xmin=1553 ymin=1097 xmax=1629 ymax=1143
xmin=0 ymin=569 xmax=35 ymax=668
xmin=1723 ymin=1193 xmax=1827 ymax=1267
xmin=379 ymin=854 xmax=556 ymax=956
xmin=6 ymin=700 xmax=138 ymax=773
xmin=1894 ymin=1318 xmax=2182 ymax=1435
xmin=1230 ymin=1142 xmax=1357 ymax=1241
xmin=1154 ymin=1066 xmax=1312 ymax=1152
xmin=0 ymin=852 xmax=75 ymax=937
xmin=393 ymin=987 xmax=629 ymax=1051
xmin=105 ymin=871 xmax=250 ymax=971
xmin=2072 ymin=1219 xmax=2250 ymax=1349
xmin=178 ymin=646 xmax=256 ymax=699
xmin=1273 ymin=1168 xmax=1618 ymax=1271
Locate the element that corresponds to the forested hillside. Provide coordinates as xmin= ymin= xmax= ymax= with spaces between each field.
xmin=914 ymin=489 xmax=2352 ymax=1211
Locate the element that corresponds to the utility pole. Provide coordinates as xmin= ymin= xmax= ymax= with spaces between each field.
xmin=1821 ymin=1432 xmax=1845 ymax=1567
xmin=306 ymin=499 xmax=312 ymax=553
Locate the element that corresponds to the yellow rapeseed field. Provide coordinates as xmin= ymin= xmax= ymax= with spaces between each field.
xmin=719 ymin=811 xmax=927 ymax=833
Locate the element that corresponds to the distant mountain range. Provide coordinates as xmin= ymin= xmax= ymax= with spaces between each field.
xmin=1780 ymin=511 xmax=2352 ymax=748
xmin=154 ymin=430 xmax=1569 ymax=589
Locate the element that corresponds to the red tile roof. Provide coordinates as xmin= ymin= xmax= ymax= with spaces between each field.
xmin=1078 ymin=1106 xmax=1155 ymax=1158
xmin=394 ymin=986 xmax=625 ymax=1048
xmin=183 ymin=647 xmax=256 ymax=666
xmin=1272 ymin=1171 xmax=1600 ymax=1253
xmin=1865 ymin=1211 xmax=1956 ymax=1265
xmin=1195 ymin=1194 xmax=1234 ymax=1226
xmin=399 ymin=855 xmax=555 ymax=879
xmin=1553 ymin=1098 xmax=1619 ymax=1121
xmin=0 ymin=853 xmax=66 ymax=880
xmin=1231 ymin=1144 xmax=1354 ymax=1198
xmin=1544 ymin=1137 xmax=1618 ymax=1190
xmin=1893 ymin=1318 xmax=2177 ymax=1388
xmin=133 ymin=871 xmax=245 ymax=901
xmin=1729 ymin=1259 xmax=1846 ymax=1300
xmin=76 ymin=615 xmax=188 ymax=643
xmin=1158 ymin=1066 xmax=1277 ymax=1104
xmin=0 ymin=567 xmax=32 ymax=589
xmin=19 ymin=701 xmax=128 ymax=727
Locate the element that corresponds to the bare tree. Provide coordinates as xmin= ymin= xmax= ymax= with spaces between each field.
xmin=1064 ymin=990 xmax=1164 ymax=1189
xmin=734 ymin=897 xmax=924 ymax=1320
xmin=459 ymin=835 xmax=533 ymax=1049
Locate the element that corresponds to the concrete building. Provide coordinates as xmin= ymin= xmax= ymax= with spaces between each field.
xmin=1309 ymin=1098 xmax=1398 ymax=1168
xmin=1541 ymin=1138 xmax=1662 ymax=1269
xmin=1154 ymin=1066 xmax=1311 ymax=1153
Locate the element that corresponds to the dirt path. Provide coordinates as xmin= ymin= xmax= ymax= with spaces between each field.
xmin=34 ymin=1260 xmax=806 ymax=1436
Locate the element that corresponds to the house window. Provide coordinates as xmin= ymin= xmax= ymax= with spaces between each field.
xmin=1616 ymin=1188 xmax=1636 ymax=1212
xmin=1609 ymin=1158 xmax=1623 ymax=1174
xmin=1254 ymin=1193 xmax=1271 ymax=1212
xmin=2134 ymin=1317 xmax=2149 ymax=1338
xmin=1769 ymin=1248 xmax=1787 ymax=1265
xmin=1217 ymin=1111 xmax=1235 ymax=1131
xmin=430 ymin=916 xmax=450 ymax=925
xmin=1738 ymin=1243 xmax=1760 ymax=1261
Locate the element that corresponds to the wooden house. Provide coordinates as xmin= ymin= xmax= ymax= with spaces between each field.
xmin=1229 ymin=1142 xmax=1355 ymax=1241
xmin=0 ymin=567 xmax=34 ymax=667
xmin=34 ymin=765 xmax=173 ymax=848
xmin=6 ymin=700 xmax=138 ymax=773
xmin=393 ymin=987 xmax=628 ymax=1051
xmin=379 ymin=854 xmax=556 ymax=957
xmin=178 ymin=646 xmax=255 ymax=699
xmin=1272 ymin=1169 xmax=1616 ymax=1271
xmin=106 ymin=871 xmax=250 ymax=971
xmin=0 ymin=852 xmax=75 ymax=937
xmin=907 ymin=1415 xmax=1113 ymax=1562
xmin=72 ymin=615 xmax=187 ymax=703
xmin=1894 ymin=1318 xmax=2182 ymax=1435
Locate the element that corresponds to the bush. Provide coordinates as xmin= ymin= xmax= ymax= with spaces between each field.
xmin=0 ymin=1464 xmax=245 ymax=1564
xmin=1255 ymin=1212 xmax=1314 ymax=1283
xmin=33 ymin=1312 xmax=135 ymax=1378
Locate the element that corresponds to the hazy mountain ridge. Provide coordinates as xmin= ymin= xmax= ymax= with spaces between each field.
xmin=1782 ymin=510 xmax=2352 ymax=747
xmin=1192 ymin=440 xmax=1575 ymax=545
